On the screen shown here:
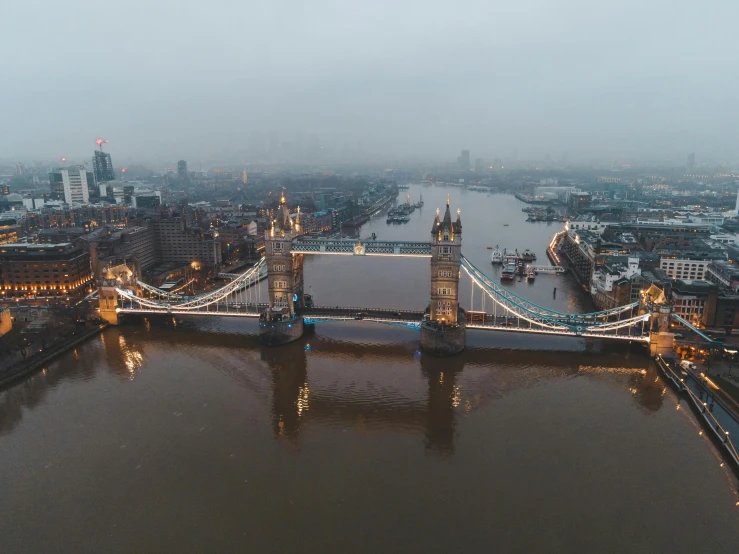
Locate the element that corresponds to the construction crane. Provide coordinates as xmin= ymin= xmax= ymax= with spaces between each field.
xmin=95 ymin=138 xmax=109 ymax=151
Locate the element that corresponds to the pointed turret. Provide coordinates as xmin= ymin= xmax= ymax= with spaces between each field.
xmin=441 ymin=199 xmax=453 ymax=230
xmin=455 ymin=208 xmax=462 ymax=233
xmin=431 ymin=207 xmax=441 ymax=234
xmin=275 ymin=190 xmax=292 ymax=233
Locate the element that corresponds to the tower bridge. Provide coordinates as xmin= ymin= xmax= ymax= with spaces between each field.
xmin=100 ymin=192 xmax=673 ymax=356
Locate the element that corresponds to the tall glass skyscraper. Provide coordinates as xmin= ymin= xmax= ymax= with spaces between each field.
xmin=93 ymin=150 xmax=115 ymax=183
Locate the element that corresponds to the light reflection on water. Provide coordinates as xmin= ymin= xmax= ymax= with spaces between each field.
xmin=1 ymin=318 xmax=739 ymax=552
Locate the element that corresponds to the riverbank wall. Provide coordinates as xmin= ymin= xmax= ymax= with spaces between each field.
xmin=655 ymin=355 xmax=739 ymax=471
xmin=0 ymin=323 xmax=108 ymax=390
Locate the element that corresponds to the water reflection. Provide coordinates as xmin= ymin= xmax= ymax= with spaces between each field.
xmin=1 ymin=324 xmax=665 ymax=450
xmin=260 ymin=341 xmax=308 ymax=440
xmin=420 ymin=354 xmax=465 ymax=454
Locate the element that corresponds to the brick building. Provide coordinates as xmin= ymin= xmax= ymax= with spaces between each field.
xmin=0 ymin=243 xmax=93 ymax=298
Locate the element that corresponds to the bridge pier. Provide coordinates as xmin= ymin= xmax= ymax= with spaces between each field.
xmin=421 ymin=319 xmax=466 ymax=356
xmin=259 ymin=313 xmax=305 ymax=346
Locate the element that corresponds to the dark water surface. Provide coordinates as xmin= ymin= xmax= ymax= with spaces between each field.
xmin=2 ymin=187 xmax=739 ymax=553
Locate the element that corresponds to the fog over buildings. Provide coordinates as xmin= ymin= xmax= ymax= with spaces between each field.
xmin=2 ymin=0 xmax=739 ymax=165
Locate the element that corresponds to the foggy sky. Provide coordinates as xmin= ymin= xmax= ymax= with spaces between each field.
xmin=3 ymin=0 xmax=738 ymax=164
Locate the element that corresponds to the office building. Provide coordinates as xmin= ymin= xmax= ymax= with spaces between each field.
xmin=93 ymin=150 xmax=115 ymax=183
xmin=0 ymin=221 xmax=20 ymax=245
xmin=133 ymin=193 xmax=161 ymax=209
xmin=152 ymin=217 xmax=221 ymax=267
xmin=687 ymin=152 xmax=695 ymax=171
xmin=48 ymin=166 xmax=90 ymax=205
xmin=0 ymin=243 xmax=93 ymax=298
xmin=37 ymin=228 xmax=89 ymax=244
xmin=92 ymin=226 xmax=156 ymax=273
xmin=670 ymin=279 xmax=716 ymax=327
xmin=123 ymin=186 xmax=135 ymax=205
xmin=658 ymin=252 xmax=720 ymax=281
xmin=242 ymin=170 xmax=248 ymax=185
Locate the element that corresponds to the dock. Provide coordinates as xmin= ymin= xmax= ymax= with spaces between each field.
xmin=526 ymin=265 xmax=565 ymax=274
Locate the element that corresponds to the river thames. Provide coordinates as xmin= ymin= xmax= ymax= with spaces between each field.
xmin=2 ymin=186 xmax=739 ymax=552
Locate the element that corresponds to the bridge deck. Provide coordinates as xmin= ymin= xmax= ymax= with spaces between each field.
xmin=118 ymin=305 xmax=648 ymax=341
xmin=466 ymin=322 xmax=649 ymax=342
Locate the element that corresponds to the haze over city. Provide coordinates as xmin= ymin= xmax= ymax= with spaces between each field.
xmin=3 ymin=0 xmax=739 ymax=165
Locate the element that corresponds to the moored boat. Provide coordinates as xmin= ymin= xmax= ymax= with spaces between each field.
xmin=501 ymin=263 xmax=515 ymax=281
xmin=491 ymin=246 xmax=503 ymax=264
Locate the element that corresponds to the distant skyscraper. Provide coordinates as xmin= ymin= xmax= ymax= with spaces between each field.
xmin=242 ymin=170 xmax=248 ymax=185
xmin=49 ymin=166 xmax=90 ymax=205
xmin=474 ymin=158 xmax=483 ymax=173
xmin=123 ymin=185 xmax=135 ymax=205
xmin=178 ymin=160 xmax=188 ymax=180
xmin=687 ymin=153 xmax=695 ymax=171
xmin=93 ymin=150 xmax=115 ymax=183
xmin=457 ymin=150 xmax=470 ymax=170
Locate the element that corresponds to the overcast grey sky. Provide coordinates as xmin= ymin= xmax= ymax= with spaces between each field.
xmin=2 ymin=0 xmax=738 ymax=164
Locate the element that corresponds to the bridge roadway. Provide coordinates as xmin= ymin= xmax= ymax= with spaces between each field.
xmin=118 ymin=304 xmax=649 ymax=342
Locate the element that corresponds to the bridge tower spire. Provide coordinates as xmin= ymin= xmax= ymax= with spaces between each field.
xmin=421 ymin=198 xmax=465 ymax=356
xmin=260 ymin=192 xmax=306 ymax=345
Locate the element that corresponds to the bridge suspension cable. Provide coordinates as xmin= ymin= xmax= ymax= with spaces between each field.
xmin=460 ymin=256 xmax=649 ymax=334
xmin=117 ymin=257 xmax=266 ymax=311
xmin=460 ymin=255 xmax=639 ymax=322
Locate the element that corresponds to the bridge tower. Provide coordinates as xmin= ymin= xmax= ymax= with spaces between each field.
xmin=421 ymin=196 xmax=466 ymax=356
xmin=640 ymin=284 xmax=675 ymax=357
xmin=649 ymin=304 xmax=675 ymax=357
xmin=260 ymin=192 xmax=305 ymax=346
xmin=98 ymin=285 xmax=120 ymax=325
xmin=97 ymin=262 xmax=136 ymax=325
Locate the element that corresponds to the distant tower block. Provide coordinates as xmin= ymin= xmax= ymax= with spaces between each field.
xmin=421 ymin=197 xmax=465 ymax=356
xmin=260 ymin=192 xmax=305 ymax=346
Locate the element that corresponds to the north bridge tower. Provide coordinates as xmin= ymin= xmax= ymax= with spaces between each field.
xmin=421 ymin=196 xmax=466 ymax=356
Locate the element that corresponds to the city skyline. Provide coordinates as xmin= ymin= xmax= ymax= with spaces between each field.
xmin=2 ymin=1 xmax=739 ymax=163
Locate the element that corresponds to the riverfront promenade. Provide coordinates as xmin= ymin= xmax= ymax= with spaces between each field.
xmin=0 ymin=323 xmax=108 ymax=389
xmin=656 ymin=355 xmax=739 ymax=470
